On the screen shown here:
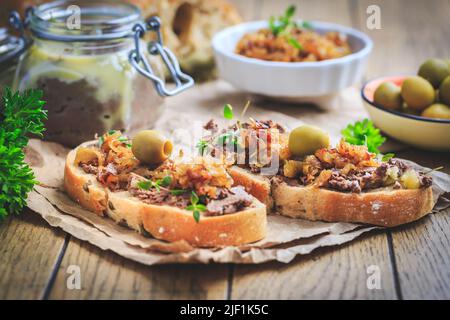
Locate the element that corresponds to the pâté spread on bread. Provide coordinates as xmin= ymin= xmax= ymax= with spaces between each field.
xmin=199 ymin=110 xmax=434 ymax=227
xmin=65 ymin=130 xmax=266 ymax=247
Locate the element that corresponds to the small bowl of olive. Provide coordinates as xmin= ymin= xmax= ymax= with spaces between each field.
xmin=361 ymin=59 xmax=450 ymax=151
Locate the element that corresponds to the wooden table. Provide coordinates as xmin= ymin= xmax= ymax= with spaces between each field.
xmin=1 ymin=0 xmax=449 ymax=300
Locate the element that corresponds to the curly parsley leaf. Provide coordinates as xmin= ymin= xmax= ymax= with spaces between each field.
xmin=341 ymin=119 xmax=386 ymax=154
xmin=342 ymin=119 xmax=394 ymax=161
xmin=0 ymin=87 xmax=47 ymax=219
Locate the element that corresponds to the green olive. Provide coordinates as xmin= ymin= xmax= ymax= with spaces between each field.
xmin=401 ymin=76 xmax=435 ymax=111
xmin=131 ymin=130 xmax=173 ymax=165
xmin=374 ymin=82 xmax=403 ymax=110
xmin=418 ymin=58 xmax=450 ymax=88
xmin=421 ymin=103 xmax=450 ymax=120
xmin=446 ymin=59 xmax=450 ymax=72
xmin=289 ymin=125 xmax=330 ymax=157
xmin=439 ymin=76 xmax=450 ymax=106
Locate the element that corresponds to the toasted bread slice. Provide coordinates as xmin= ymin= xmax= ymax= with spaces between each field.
xmin=64 ymin=147 xmax=267 ymax=247
xmin=272 ymin=179 xmax=434 ymax=227
xmin=228 ymin=166 xmax=274 ymax=210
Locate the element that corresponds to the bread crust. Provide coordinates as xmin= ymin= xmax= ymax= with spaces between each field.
xmin=64 ymin=148 xmax=107 ymax=216
xmin=228 ymin=166 xmax=274 ymax=209
xmin=64 ymin=147 xmax=267 ymax=247
xmin=272 ymin=180 xmax=434 ymax=227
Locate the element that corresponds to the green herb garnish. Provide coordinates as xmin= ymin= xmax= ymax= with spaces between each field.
xmin=0 ymin=87 xmax=47 ymax=219
xmin=170 ymin=189 xmax=188 ymax=196
xmin=341 ymin=119 xmax=386 ymax=154
xmin=381 ymin=153 xmax=395 ymax=162
xmin=223 ymin=104 xmax=234 ymax=120
xmin=186 ymin=191 xmax=206 ymax=223
xmin=196 ymin=139 xmax=209 ymax=156
xmin=268 ymin=5 xmax=308 ymax=50
xmin=287 ymin=37 xmax=303 ymax=50
xmin=97 ymin=135 xmax=104 ymax=148
xmin=137 ymin=176 xmax=172 ymax=192
xmin=300 ymin=20 xmax=313 ymax=29
xmin=342 ymin=119 xmax=395 ymax=161
xmin=216 ymin=132 xmax=238 ymax=146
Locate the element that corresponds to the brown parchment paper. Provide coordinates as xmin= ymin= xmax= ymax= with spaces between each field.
xmin=25 ymin=81 xmax=450 ymax=265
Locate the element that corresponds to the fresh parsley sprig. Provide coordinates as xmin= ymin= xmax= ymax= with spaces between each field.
xmin=341 ymin=119 xmax=394 ymax=161
xmin=186 ymin=191 xmax=206 ymax=223
xmin=0 ymin=87 xmax=47 ymax=219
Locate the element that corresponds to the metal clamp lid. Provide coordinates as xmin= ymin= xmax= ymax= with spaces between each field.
xmin=8 ymin=4 xmax=193 ymax=97
xmin=129 ymin=17 xmax=194 ymax=97
xmin=0 ymin=12 xmax=29 ymax=64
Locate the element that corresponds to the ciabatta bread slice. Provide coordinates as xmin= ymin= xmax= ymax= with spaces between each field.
xmin=64 ymin=146 xmax=267 ymax=247
xmin=228 ymin=166 xmax=274 ymax=210
xmin=272 ymin=178 xmax=434 ymax=227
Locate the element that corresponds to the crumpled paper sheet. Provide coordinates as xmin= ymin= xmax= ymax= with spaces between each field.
xmin=25 ymin=81 xmax=450 ymax=265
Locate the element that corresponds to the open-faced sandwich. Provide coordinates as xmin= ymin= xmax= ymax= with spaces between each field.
xmin=200 ymin=110 xmax=434 ymax=227
xmin=200 ymin=116 xmax=290 ymax=209
xmin=64 ymin=130 xmax=266 ymax=247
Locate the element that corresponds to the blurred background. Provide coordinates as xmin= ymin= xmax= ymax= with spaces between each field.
xmin=2 ymin=0 xmax=449 ymax=81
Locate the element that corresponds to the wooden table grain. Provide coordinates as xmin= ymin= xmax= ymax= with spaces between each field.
xmin=1 ymin=0 xmax=449 ymax=300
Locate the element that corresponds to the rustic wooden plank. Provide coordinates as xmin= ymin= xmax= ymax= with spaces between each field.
xmin=231 ymin=0 xmax=398 ymax=300
xmin=389 ymin=150 xmax=450 ymax=299
xmin=352 ymin=0 xmax=450 ymax=299
xmin=0 ymin=209 xmax=67 ymax=300
xmin=47 ymin=237 xmax=229 ymax=299
xmin=232 ymin=232 xmax=397 ymax=299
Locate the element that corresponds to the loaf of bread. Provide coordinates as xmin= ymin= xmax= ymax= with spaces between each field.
xmin=129 ymin=0 xmax=241 ymax=80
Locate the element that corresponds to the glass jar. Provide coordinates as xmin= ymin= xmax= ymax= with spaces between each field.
xmin=11 ymin=0 xmax=193 ymax=147
xmin=0 ymin=27 xmax=26 ymax=93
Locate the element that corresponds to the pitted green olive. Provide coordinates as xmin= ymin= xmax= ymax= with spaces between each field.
xmin=439 ymin=76 xmax=450 ymax=105
xmin=401 ymin=76 xmax=435 ymax=110
xmin=421 ymin=103 xmax=450 ymax=120
xmin=418 ymin=58 xmax=450 ymax=88
xmin=289 ymin=125 xmax=330 ymax=157
xmin=374 ymin=82 xmax=403 ymax=110
xmin=132 ymin=130 xmax=173 ymax=164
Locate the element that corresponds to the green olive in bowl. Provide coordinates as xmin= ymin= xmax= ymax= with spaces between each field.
xmin=289 ymin=125 xmax=330 ymax=157
xmin=418 ymin=58 xmax=450 ymax=88
xmin=132 ymin=130 xmax=173 ymax=165
xmin=374 ymin=82 xmax=403 ymax=110
xmin=401 ymin=76 xmax=435 ymax=110
xmin=439 ymin=76 xmax=450 ymax=106
xmin=421 ymin=103 xmax=450 ymax=120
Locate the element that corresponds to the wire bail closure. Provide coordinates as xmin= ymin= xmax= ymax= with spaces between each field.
xmin=1 ymin=11 xmax=30 ymax=64
xmin=129 ymin=17 xmax=194 ymax=97
xmin=8 ymin=10 xmax=193 ymax=97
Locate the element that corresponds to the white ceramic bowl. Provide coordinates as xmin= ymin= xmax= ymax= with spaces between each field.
xmin=362 ymin=76 xmax=450 ymax=151
xmin=212 ymin=20 xmax=373 ymax=98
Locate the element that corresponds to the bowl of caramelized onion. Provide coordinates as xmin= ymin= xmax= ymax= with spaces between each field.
xmin=212 ymin=5 xmax=372 ymax=99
